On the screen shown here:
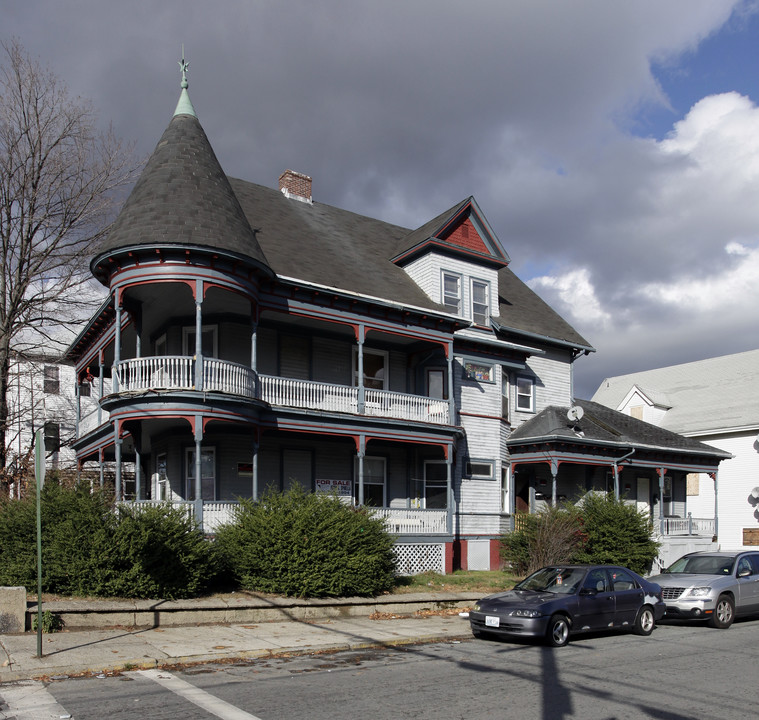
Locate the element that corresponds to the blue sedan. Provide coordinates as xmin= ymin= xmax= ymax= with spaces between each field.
xmin=466 ymin=564 xmax=665 ymax=647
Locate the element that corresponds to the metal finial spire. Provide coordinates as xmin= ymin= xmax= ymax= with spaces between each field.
xmin=179 ymin=45 xmax=189 ymax=89
xmin=173 ymin=44 xmax=197 ymax=118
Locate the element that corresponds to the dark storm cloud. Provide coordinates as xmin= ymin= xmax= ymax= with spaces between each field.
xmin=5 ymin=0 xmax=757 ymax=399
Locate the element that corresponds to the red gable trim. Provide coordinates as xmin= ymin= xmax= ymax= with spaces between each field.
xmin=439 ymin=217 xmax=488 ymax=254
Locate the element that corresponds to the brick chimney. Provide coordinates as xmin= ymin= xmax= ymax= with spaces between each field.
xmin=279 ymin=169 xmax=312 ymax=203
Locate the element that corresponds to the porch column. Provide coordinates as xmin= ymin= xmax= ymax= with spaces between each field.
xmin=252 ymin=439 xmax=259 ymax=501
xmin=135 ymin=309 xmax=142 ymax=358
xmin=99 ymin=449 xmax=104 ymax=488
xmin=113 ymin=297 xmax=122 ymax=393
xmin=194 ymin=280 xmax=204 ymax=391
xmin=446 ymin=442 xmax=453 ymax=535
xmin=446 ymin=343 xmax=455 ymax=424
xmin=357 ymin=326 xmax=365 ymax=414
xmin=98 ymin=354 xmax=104 ymax=426
xmin=551 ymin=458 xmax=558 ymax=506
xmin=657 ymin=467 xmax=666 ymax=535
xmin=134 ymin=448 xmax=141 ymax=500
xmin=250 ymin=316 xmax=258 ymax=397
xmin=194 ymin=416 xmax=204 ymax=530
xmin=114 ymin=425 xmax=122 ymax=500
xmin=712 ymin=471 xmax=719 ymax=540
xmin=612 ymin=463 xmax=620 ymax=499
xmin=357 ymin=435 xmax=366 ymax=506
xmin=75 ymin=377 xmax=81 ymax=439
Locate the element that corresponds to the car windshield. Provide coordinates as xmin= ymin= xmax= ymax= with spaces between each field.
xmin=665 ymin=555 xmax=735 ymax=575
xmin=514 ymin=567 xmax=585 ymax=594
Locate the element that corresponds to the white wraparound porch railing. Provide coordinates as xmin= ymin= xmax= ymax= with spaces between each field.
xmin=364 ymin=388 xmax=449 ymax=424
xmin=372 ymin=508 xmax=448 ymax=534
xmin=258 ymin=374 xmax=358 ymax=413
xmin=660 ymin=514 xmax=715 ymax=536
xmin=124 ymin=500 xmax=445 ymax=536
xmin=108 ymin=360 xmax=450 ymax=425
xmin=115 ymin=356 xmax=194 ymax=391
xmin=203 ymin=358 xmax=256 ymax=398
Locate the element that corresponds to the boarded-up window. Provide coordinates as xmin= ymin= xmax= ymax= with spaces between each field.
xmin=686 ymin=473 xmax=700 ymax=496
xmin=630 ymin=405 xmax=644 ymax=420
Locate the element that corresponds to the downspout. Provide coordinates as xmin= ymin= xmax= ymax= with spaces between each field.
xmin=611 ymin=448 xmax=636 ymax=499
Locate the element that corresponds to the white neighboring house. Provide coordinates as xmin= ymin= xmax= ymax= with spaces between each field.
xmin=592 ymin=349 xmax=759 ymax=552
xmin=5 ymin=354 xmax=79 ymax=491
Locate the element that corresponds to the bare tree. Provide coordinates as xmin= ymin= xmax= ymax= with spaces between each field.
xmin=0 ymin=38 xmax=139 ymax=472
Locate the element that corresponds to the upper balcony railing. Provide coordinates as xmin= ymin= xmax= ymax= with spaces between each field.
xmin=97 ymin=357 xmax=450 ymax=436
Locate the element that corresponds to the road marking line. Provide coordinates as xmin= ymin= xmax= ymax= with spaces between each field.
xmin=0 ymin=680 xmax=72 ymax=720
xmin=134 ymin=668 xmax=264 ymax=720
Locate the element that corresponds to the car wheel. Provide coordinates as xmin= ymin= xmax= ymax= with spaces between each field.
xmin=546 ymin=614 xmax=570 ymax=647
xmin=471 ymin=628 xmax=491 ymax=640
xmin=709 ymin=594 xmax=735 ymax=629
xmin=633 ymin=605 xmax=655 ymax=636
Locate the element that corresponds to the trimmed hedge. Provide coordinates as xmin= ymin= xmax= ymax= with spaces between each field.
xmin=214 ymin=487 xmax=397 ymax=597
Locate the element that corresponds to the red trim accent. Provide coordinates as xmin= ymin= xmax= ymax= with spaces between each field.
xmin=444 ymin=542 xmax=454 ymax=574
xmin=490 ymin=539 xmax=501 ymax=571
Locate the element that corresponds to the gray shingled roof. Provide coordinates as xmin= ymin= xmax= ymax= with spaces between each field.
xmin=494 ymin=268 xmax=593 ymax=350
xmin=228 ymin=178 xmax=443 ymax=311
xmin=507 ymin=399 xmax=730 ymax=459
xmin=591 ymin=349 xmax=759 ymax=435
xmin=94 ymin=114 xmax=270 ymax=270
xmin=93 ymin=98 xmax=592 ymax=349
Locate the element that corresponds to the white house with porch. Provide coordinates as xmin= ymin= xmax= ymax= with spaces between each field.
xmin=592 ymin=349 xmax=759 ymax=555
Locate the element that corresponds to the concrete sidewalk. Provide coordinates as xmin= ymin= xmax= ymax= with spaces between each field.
xmin=0 ymin=611 xmax=473 ymax=683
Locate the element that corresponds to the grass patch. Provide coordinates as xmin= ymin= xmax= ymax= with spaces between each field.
xmin=393 ymin=569 xmax=520 ymax=595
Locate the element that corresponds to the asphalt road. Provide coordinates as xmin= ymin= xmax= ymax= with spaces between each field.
xmin=2 ymin=617 xmax=759 ymax=719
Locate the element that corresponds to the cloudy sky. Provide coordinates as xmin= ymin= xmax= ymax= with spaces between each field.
xmin=5 ymin=0 xmax=759 ymax=398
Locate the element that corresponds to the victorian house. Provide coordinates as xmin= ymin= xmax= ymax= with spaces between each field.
xmin=66 ymin=67 xmax=720 ymax=574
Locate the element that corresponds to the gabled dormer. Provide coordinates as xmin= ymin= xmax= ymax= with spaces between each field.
xmin=391 ymin=198 xmax=509 ymax=328
xmin=618 ymin=384 xmax=672 ymax=426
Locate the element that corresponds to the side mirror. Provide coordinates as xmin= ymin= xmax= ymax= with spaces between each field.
xmin=579 ymin=587 xmax=598 ymax=597
xmin=738 ymin=568 xmax=752 ymax=578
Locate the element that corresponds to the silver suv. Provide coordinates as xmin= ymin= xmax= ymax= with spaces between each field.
xmin=649 ymin=551 xmax=759 ymax=628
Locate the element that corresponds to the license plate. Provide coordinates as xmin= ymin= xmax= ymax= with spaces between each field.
xmin=485 ymin=615 xmax=500 ymax=627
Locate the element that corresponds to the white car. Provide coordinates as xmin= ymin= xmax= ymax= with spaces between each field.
xmin=649 ymin=551 xmax=759 ymax=628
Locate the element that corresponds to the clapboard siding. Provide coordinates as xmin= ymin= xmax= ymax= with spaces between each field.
xmin=402 ymin=251 xmax=500 ymax=320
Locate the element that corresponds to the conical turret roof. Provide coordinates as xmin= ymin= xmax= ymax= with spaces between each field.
xmin=94 ymin=68 xmax=270 ymax=273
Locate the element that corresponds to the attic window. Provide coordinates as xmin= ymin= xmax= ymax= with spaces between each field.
xmin=442 ymin=272 xmax=461 ymax=314
xmin=471 ymin=279 xmax=490 ymax=326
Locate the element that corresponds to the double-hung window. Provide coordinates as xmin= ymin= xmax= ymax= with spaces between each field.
xmin=43 ymin=365 xmax=60 ymax=394
xmin=516 ymin=376 xmax=535 ymax=412
xmin=471 ymin=279 xmax=490 ymax=326
xmin=442 ymin=272 xmax=461 ymax=314
xmin=424 ymin=461 xmax=448 ymax=509
xmin=355 ymin=456 xmax=386 ymax=507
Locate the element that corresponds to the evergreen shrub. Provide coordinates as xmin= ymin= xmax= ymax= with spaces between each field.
xmin=572 ymin=491 xmax=660 ymax=574
xmin=0 ymin=484 xmax=217 ymax=598
xmin=215 ymin=486 xmax=397 ymax=597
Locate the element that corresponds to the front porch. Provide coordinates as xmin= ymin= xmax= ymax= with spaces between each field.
xmin=78 ymin=356 xmax=451 ymax=435
xmin=129 ymin=500 xmax=449 ymax=536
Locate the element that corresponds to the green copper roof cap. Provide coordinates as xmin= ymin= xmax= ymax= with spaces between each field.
xmin=173 ymin=50 xmax=197 ymax=118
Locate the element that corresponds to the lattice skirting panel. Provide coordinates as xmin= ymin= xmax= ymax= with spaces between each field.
xmin=394 ymin=543 xmax=445 ymax=575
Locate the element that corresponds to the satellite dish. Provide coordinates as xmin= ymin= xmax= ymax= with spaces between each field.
xmin=567 ymin=406 xmax=584 ymax=422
